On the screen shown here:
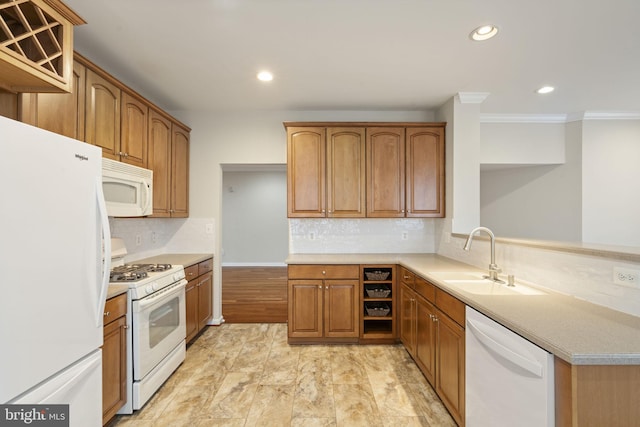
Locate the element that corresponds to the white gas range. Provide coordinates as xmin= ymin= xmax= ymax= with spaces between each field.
xmin=109 ymin=239 xmax=187 ymax=413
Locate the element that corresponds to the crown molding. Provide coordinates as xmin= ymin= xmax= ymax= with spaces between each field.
xmin=481 ymin=111 xmax=640 ymax=124
xmin=480 ymin=113 xmax=567 ymax=123
xmin=456 ymin=92 xmax=490 ymax=104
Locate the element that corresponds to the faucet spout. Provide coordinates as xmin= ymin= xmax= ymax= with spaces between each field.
xmin=463 ymin=226 xmax=503 ymax=283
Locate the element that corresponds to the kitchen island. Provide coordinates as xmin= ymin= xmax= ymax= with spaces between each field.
xmin=287 ymin=253 xmax=640 ymax=426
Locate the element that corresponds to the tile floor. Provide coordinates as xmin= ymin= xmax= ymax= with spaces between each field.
xmin=110 ymin=323 xmax=456 ymax=427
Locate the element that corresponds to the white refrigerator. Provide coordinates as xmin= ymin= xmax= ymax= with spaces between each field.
xmin=0 ymin=116 xmax=111 ymax=426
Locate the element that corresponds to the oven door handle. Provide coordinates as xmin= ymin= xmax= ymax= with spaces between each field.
xmin=136 ymin=279 xmax=187 ymax=310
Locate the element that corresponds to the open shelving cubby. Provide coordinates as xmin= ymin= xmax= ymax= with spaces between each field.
xmin=361 ymin=265 xmax=396 ymax=342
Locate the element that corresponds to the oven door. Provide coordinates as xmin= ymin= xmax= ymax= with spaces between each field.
xmin=132 ymin=280 xmax=186 ymax=381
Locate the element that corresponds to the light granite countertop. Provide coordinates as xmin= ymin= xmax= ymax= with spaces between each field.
xmin=286 ymin=253 xmax=640 ymax=365
xmin=132 ymin=253 xmax=213 ymax=267
xmin=107 ymin=284 xmax=128 ymax=299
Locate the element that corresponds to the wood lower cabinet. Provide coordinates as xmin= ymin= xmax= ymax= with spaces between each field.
xmin=184 ymin=258 xmax=213 ymax=343
xmin=399 ymin=268 xmax=465 ymax=426
xmin=288 ymin=264 xmax=360 ymax=343
xmin=361 ymin=265 xmax=396 ymax=342
xmin=102 ymin=293 xmax=127 ymax=426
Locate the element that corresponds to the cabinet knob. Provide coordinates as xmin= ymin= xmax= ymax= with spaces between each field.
xmin=432 ymin=316 xmax=439 ymax=322
xmin=325 ymin=286 xmax=328 ymax=290
xmin=123 ymin=325 xmax=130 ymax=329
xmin=322 ymin=270 xmax=326 ymax=275
xmin=318 ymin=285 xmax=322 ymax=289
xmin=403 ymin=275 xmax=409 ymax=279
xmin=103 ymin=311 xmax=110 ymax=317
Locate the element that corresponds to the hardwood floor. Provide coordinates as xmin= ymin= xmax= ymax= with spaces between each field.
xmin=222 ymin=266 xmax=288 ymax=323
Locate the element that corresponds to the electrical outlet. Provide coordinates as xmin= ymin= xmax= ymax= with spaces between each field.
xmin=309 ymin=231 xmax=316 ymax=241
xmin=151 ymin=232 xmax=157 ymax=243
xmin=613 ymin=267 xmax=640 ymax=287
xmin=205 ymin=223 xmax=214 ymax=234
xmin=401 ymin=231 xmax=408 ymax=240
xmin=135 ymin=234 xmax=142 ymax=246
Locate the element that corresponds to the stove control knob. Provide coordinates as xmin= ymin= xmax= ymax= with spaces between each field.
xmin=145 ymin=285 xmax=154 ymax=294
xmin=152 ymin=283 xmax=159 ymax=291
xmin=174 ymin=273 xmax=182 ymax=281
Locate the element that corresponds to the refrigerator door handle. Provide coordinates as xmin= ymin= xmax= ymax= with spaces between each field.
xmin=467 ymin=317 xmax=543 ymax=377
xmin=97 ymin=177 xmax=112 ymax=327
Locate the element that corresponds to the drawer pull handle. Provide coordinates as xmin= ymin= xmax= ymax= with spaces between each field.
xmin=104 ymin=311 xmax=110 ymax=317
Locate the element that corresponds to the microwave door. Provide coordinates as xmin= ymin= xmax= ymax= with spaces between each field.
xmin=103 ymin=177 xmax=145 ymax=217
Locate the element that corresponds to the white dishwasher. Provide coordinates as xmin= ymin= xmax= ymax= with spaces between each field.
xmin=465 ymin=307 xmax=555 ymax=426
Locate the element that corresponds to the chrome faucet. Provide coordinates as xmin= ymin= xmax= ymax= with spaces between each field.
xmin=463 ymin=226 xmax=504 ymax=283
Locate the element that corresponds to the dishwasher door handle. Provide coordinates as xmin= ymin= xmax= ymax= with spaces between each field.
xmin=467 ymin=318 xmax=543 ymax=377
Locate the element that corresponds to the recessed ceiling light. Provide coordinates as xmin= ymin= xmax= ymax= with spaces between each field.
xmin=536 ymin=86 xmax=555 ymax=94
xmin=257 ymin=71 xmax=273 ymax=82
xmin=470 ymin=25 xmax=499 ymax=41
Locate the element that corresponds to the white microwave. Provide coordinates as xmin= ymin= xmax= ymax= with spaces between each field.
xmin=102 ymin=158 xmax=153 ymax=217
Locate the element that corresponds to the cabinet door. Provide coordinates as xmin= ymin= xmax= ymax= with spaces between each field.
xmin=20 ymin=60 xmax=86 ymax=139
xmin=326 ymin=128 xmax=365 ymax=217
xmin=415 ymin=296 xmax=437 ymax=385
xmin=148 ymin=110 xmax=172 ymax=217
xmin=366 ymin=127 xmax=405 ymax=217
xmin=171 ymin=123 xmax=190 ymax=217
xmin=436 ymin=310 xmax=465 ymax=426
xmin=120 ymin=92 xmax=148 ymax=167
xmin=399 ymin=283 xmax=416 ymax=354
xmin=324 ymin=279 xmax=359 ymax=338
xmin=197 ymin=272 xmax=213 ymax=330
xmin=288 ymin=280 xmax=323 ymax=338
xmin=85 ymin=69 xmax=121 ymax=159
xmin=406 ymin=127 xmax=445 ymax=217
xmin=102 ymin=315 xmax=126 ymax=425
xmin=185 ymin=280 xmax=198 ymax=343
xmin=287 ymin=127 xmax=326 ymax=217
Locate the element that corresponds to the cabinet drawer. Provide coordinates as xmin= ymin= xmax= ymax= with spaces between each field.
xmin=104 ymin=293 xmax=127 ymax=325
xmin=184 ymin=264 xmax=199 ymax=281
xmin=288 ymin=264 xmax=359 ymax=279
xmin=399 ymin=267 xmax=415 ymax=286
xmin=198 ymin=258 xmax=213 ymax=276
xmin=415 ymin=277 xmax=435 ymax=303
xmin=435 ymin=288 xmax=465 ymax=327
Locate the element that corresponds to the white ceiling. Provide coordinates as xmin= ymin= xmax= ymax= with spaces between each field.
xmin=64 ymin=0 xmax=640 ymax=115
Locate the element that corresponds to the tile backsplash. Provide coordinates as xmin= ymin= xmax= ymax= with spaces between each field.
xmin=109 ymin=217 xmax=215 ymax=262
xmin=289 ymin=218 xmax=436 ymax=253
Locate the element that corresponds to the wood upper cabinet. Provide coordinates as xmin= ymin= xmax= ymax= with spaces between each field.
xmin=148 ymin=110 xmax=172 ymax=216
xmin=288 ymin=264 xmax=360 ymax=342
xmin=287 ymin=126 xmax=365 ymax=218
xmin=285 ymin=122 xmax=445 ymax=218
xmin=0 ymin=0 xmax=85 ymax=93
xmin=287 ymin=127 xmax=326 ymax=217
xmin=171 ymin=123 xmax=190 ymax=218
xmin=19 ymin=60 xmax=86 ymax=139
xmin=120 ymin=91 xmax=148 ymax=167
xmin=327 ymin=127 xmax=366 ymax=217
xmin=85 ymin=69 xmax=121 ymax=159
xmin=366 ymin=127 xmax=405 ymax=217
xmin=406 ymin=127 xmax=445 ymax=217
xmin=148 ymin=110 xmax=189 ymax=218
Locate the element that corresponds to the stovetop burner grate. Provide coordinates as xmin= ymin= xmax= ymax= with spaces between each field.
xmin=109 ymin=263 xmax=173 ymax=283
